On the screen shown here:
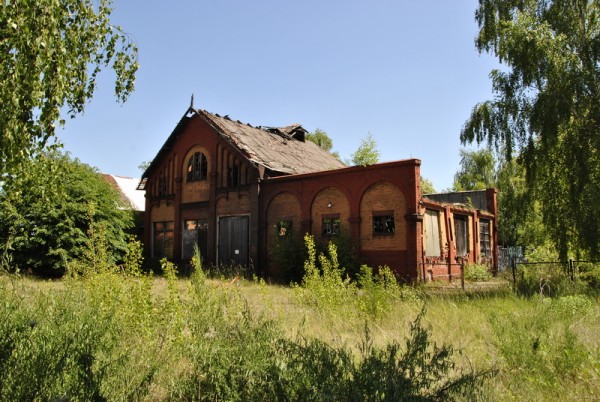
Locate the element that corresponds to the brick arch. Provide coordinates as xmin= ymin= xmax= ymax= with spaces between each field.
xmin=266 ymin=191 xmax=302 ymax=248
xmin=311 ymin=186 xmax=350 ymax=238
xmin=182 ymin=145 xmax=212 ymax=203
xmin=359 ymin=181 xmax=406 ymax=250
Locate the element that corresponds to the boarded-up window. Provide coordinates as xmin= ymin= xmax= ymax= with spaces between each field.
xmin=153 ymin=221 xmax=174 ymax=258
xmin=182 ymin=219 xmax=208 ymax=260
xmin=454 ymin=215 xmax=469 ymax=257
xmin=425 ymin=209 xmax=441 ymax=257
xmin=480 ymin=219 xmax=491 ymax=257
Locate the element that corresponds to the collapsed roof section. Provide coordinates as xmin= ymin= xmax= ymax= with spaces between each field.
xmin=138 ymin=107 xmax=345 ymax=190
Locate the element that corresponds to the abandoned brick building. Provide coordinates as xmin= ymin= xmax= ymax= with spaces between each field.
xmin=138 ymin=106 xmax=498 ymax=281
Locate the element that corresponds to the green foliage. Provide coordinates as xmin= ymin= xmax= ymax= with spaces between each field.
xmin=274 ymin=310 xmax=489 ymax=401
xmin=306 ymin=128 xmax=341 ymax=160
xmin=123 ymin=235 xmax=144 ymax=276
xmin=489 ymin=297 xmax=594 ymax=397
xmin=0 ymin=272 xmax=157 ymax=401
xmin=452 ymin=148 xmax=496 ymax=191
xmin=516 ymin=263 xmax=575 ymax=298
xmin=578 ymin=262 xmax=600 ymax=293
xmin=351 ymin=133 xmax=380 ymax=166
xmin=0 ymin=151 xmax=133 ymax=276
xmin=0 ymin=0 xmax=138 ymax=175
xmin=295 ymin=234 xmax=353 ymax=310
xmin=306 ymin=128 xmax=334 ymax=151
xmin=421 ymin=176 xmax=437 ymax=194
xmin=462 ymin=0 xmax=600 ymax=259
xmin=496 ymin=157 xmax=550 ymax=248
xmin=270 ymin=229 xmax=307 ymax=283
xmin=464 ymin=263 xmax=492 ymax=282
xmin=356 ymin=265 xmax=410 ymax=320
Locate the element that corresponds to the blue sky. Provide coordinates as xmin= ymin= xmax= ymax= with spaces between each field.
xmin=58 ymin=0 xmax=499 ymax=191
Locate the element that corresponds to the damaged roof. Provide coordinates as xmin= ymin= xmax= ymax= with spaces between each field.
xmin=195 ymin=109 xmax=345 ymax=175
xmin=139 ymin=107 xmax=345 ymax=188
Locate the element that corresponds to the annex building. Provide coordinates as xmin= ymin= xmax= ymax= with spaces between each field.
xmin=138 ymin=106 xmax=498 ymax=281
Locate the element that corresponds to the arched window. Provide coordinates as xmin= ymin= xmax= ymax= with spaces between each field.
xmin=187 ymin=152 xmax=208 ymax=181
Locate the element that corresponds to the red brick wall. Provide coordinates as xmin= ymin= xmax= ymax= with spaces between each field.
xmin=311 ymin=187 xmax=351 ymax=240
xmin=359 ymin=182 xmax=407 ymax=251
xmin=259 ymin=160 xmax=422 ymax=280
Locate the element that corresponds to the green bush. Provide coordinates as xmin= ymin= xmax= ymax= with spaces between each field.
xmin=270 ymin=230 xmax=307 ymax=283
xmin=577 ymin=262 xmax=600 ymax=292
xmin=274 ymin=310 xmax=490 ymax=401
xmin=516 ymin=263 xmax=576 ymax=297
xmin=0 ymin=152 xmax=133 ymax=276
xmin=294 ymin=234 xmax=354 ymax=311
xmin=464 ymin=263 xmax=492 ymax=282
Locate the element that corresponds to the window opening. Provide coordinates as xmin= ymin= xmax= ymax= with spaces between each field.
xmin=322 ymin=215 xmax=341 ymax=236
xmin=153 ymin=221 xmax=174 ymax=258
xmin=480 ymin=219 xmax=491 ymax=257
xmin=372 ymin=211 xmax=395 ymax=235
xmin=276 ymin=220 xmax=292 ymax=237
xmin=187 ymin=152 xmax=208 ymax=181
xmin=182 ymin=219 xmax=208 ymax=260
xmin=227 ymin=163 xmax=240 ymax=187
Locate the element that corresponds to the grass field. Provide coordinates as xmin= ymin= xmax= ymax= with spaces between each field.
xmin=0 ymin=268 xmax=599 ymax=401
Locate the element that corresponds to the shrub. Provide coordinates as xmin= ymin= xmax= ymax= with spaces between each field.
xmin=294 ymin=234 xmax=354 ymax=311
xmin=577 ymin=262 xmax=600 ymax=293
xmin=275 ymin=309 xmax=491 ymax=401
xmin=464 ymin=263 xmax=492 ymax=282
xmin=356 ymin=265 xmax=409 ymax=320
xmin=516 ymin=263 xmax=575 ymax=297
xmin=270 ymin=230 xmax=307 ymax=283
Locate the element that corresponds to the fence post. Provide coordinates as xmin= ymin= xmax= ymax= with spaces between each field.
xmin=569 ymin=259 xmax=574 ymax=281
xmin=511 ymin=257 xmax=517 ymax=293
xmin=460 ymin=260 xmax=465 ymax=291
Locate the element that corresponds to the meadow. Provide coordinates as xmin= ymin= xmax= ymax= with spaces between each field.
xmin=0 ymin=243 xmax=599 ymax=401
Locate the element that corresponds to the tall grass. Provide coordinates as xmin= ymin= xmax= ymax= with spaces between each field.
xmin=0 ymin=238 xmax=598 ymax=400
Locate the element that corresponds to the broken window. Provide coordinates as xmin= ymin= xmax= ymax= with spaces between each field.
xmin=276 ymin=220 xmax=292 ymax=238
xmin=153 ymin=221 xmax=174 ymax=259
xmin=372 ymin=211 xmax=395 ymax=235
xmin=425 ymin=209 xmax=441 ymax=257
xmin=187 ymin=152 xmax=208 ymax=181
xmin=158 ymin=176 xmax=168 ymax=196
xmin=322 ymin=215 xmax=341 ymax=236
xmin=182 ymin=219 xmax=208 ymax=260
xmin=480 ymin=219 xmax=491 ymax=257
xmin=227 ymin=163 xmax=240 ymax=187
xmin=454 ymin=215 xmax=469 ymax=257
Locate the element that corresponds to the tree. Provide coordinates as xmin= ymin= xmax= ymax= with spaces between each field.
xmin=496 ymin=157 xmax=549 ymax=248
xmin=351 ymin=133 xmax=380 ymax=166
xmin=452 ymin=149 xmax=496 ymax=191
xmin=421 ymin=177 xmax=436 ymax=194
xmin=0 ymin=151 xmax=133 ymax=275
xmin=306 ymin=128 xmax=341 ymax=160
xmin=461 ymin=0 xmax=600 ymax=259
xmin=0 ymin=0 xmax=138 ymax=176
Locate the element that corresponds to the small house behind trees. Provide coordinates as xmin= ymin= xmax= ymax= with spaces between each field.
xmin=138 ymin=105 xmax=498 ymax=281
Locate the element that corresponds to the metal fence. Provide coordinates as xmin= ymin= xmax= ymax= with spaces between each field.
xmin=498 ymin=246 xmax=524 ymax=272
